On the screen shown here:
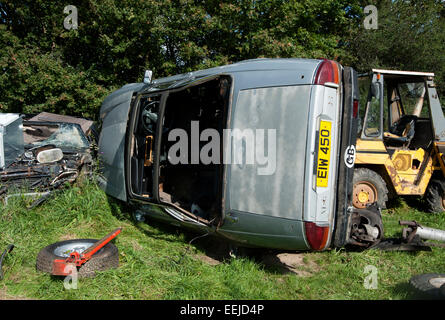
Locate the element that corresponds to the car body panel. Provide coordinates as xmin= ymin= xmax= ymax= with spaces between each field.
xmin=228 ymin=85 xmax=311 ymax=220
xmin=145 ymin=58 xmax=320 ymax=94
xmin=98 ymin=83 xmax=146 ymax=201
xmin=217 ymin=210 xmax=308 ymax=250
xmin=333 ymin=67 xmax=360 ymax=247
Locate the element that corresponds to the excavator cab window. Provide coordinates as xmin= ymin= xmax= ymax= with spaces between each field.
xmin=383 ymin=80 xmax=430 ymax=149
xmin=357 ymin=75 xmax=371 ymax=135
xmin=362 ymin=76 xmax=383 ymax=138
xmin=398 ymin=82 xmax=429 ymax=118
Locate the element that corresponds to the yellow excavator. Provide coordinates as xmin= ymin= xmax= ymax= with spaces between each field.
xmin=353 ymin=69 xmax=445 ymax=213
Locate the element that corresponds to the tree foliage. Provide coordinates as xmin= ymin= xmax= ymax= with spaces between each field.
xmin=0 ymin=25 xmax=111 ymax=118
xmin=344 ymin=0 xmax=445 ymax=98
xmin=0 ymin=0 xmax=443 ymax=119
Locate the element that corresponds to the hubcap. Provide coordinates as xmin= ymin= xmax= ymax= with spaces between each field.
xmin=358 ymin=191 xmax=369 ymax=203
xmin=429 ymin=277 xmax=445 ymax=288
xmin=53 ymin=240 xmax=102 ymax=258
xmin=353 ymin=182 xmax=378 ymax=209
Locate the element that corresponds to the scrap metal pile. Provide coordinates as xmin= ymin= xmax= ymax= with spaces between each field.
xmin=0 ymin=112 xmax=96 ymax=207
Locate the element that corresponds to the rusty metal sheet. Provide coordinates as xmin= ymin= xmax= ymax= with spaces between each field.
xmin=29 ymin=112 xmax=94 ymax=135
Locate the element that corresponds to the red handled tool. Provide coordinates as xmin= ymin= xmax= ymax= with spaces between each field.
xmin=52 ymin=227 xmax=122 ymax=276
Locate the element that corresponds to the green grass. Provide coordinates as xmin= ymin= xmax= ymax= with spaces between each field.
xmin=1 ymin=179 xmax=445 ymax=300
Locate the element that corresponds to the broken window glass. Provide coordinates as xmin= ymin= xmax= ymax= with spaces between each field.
xmin=23 ymin=122 xmax=89 ymax=150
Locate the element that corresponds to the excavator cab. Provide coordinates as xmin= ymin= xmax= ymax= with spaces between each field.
xmin=354 ymin=69 xmax=445 ymax=212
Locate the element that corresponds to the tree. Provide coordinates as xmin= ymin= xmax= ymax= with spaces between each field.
xmin=0 ymin=25 xmax=112 ymax=118
xmin=0 ymin=0 xmax=367 ymax=119
xmin=344 ymin=0 xmax=445 ymax=99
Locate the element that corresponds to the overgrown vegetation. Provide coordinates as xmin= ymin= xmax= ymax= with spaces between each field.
xmin=0 ymin=179 xmax=444 ymax=300
xmin=1 ymin=0 xmax=443 ymax=119
xmin=346 ymin=0 xmax=445 ymax=98
xmin=0 ymin=0 xmax=444 ymax=300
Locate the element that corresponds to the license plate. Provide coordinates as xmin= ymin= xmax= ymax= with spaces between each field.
xmin=316 ymin=120 xmax=332 ymax=188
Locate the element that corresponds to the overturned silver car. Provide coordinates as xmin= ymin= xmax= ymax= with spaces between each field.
xmin=98 ymin=58 xmax=384 ymax=251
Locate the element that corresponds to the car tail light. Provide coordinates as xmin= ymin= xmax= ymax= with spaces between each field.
xmin=353 ymin=99 xmax=359 ymax=118
xmin=304 ymin=222 xmax=330 ymax=250
xmin=314 ymin=59 xmax=339 ymax=85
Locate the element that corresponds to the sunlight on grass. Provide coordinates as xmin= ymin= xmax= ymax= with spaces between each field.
xmin=1 ymin=180 xmax=445 ymax=300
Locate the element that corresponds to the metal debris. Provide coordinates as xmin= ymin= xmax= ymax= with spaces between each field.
xmin=375 ymin=220 xmax=445 ymax=251
xmin=0 ymin=112 xmax=95 ymax=208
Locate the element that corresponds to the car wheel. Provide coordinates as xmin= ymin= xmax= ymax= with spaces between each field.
xmin=425 ymin=179 xmax=445 ymax=213
xmin=349 ymin=203 xmax=384 ymax=249
xmin=36 ymin=239 xmax=119 ymax=278
xmin=410 ymin=273 xmax=445 ymax=299
xmin=352 ymin=168 xmax=388 ymax=209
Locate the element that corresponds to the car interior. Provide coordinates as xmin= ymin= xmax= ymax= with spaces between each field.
xmin=128 ymin=76 xmax=232 ymax=224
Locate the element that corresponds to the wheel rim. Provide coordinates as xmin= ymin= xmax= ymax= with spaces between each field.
xmin=429 ymin=277 xmax=445 ymax=288
xmin=53 ymin=240 xmax=102 ymax=258
xmin=353 ymin=181 xmax=378 ymax=209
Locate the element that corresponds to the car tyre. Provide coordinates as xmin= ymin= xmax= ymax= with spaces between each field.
xmin=410 ymin=273 xmax=445 ymax=299
xmin=36 ymin=239 xmax=119 ymax=278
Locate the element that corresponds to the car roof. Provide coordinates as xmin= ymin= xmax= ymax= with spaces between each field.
xmin=145 ymin=58 xmax=323 ymax=91
xmin=101 ymin=58 xmax=325 ymax=114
